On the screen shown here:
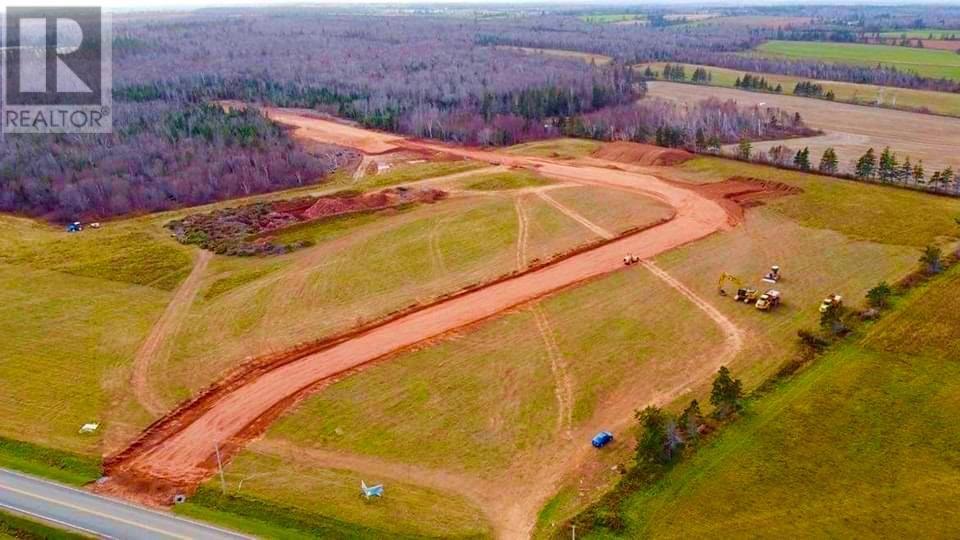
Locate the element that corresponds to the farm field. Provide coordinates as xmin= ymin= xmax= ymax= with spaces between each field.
xmin=0 ymin=215 xmax=191 ymax=457
xmin=579 ymin=13 xmax=645 ymax=24
xmin=582 ymin=264 xmax=960 ymax=539
xmin=639 ymin=61 xmax=960 ymax=117
xmin=165 ymin=130 xmax=958 ymax=538
xmin=753 ymin=40 xmax=960 ymax=81
xmin=147 ymin=169 xmax=629 ymax=426
xmin=647 ymin=81 xmax=960 ymax=174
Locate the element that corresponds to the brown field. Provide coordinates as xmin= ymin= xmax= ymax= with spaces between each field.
xmin=264 ymin=108 xmax=403 ymax=154
xmin=647 ymin=81 xmax=960 ymax=174
xmin=495 ymin=46 xmax=613 ymax=65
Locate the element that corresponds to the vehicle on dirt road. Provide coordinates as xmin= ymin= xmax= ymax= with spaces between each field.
xmin=623 ymin=254 xmax=641 ymax=265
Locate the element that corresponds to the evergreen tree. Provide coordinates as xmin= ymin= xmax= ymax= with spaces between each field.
xmin=899 ymin=157 xmax=913 ymax=184
xmin=737 ymin=138 xmax=752 ymax=160
xmin=635 ymin=406 xmax=672 ymax=466
xmin=710 ymin=366 xmax=743 ymax=419
xmin=878 ymin=147 xmax=898 ymax=182
xmin=819 ymin=147 xmax=839 ymax=174
xmin=920 ymin=245 xmax=943 ymax=274
xmin=913 ymin=160 xmax=926 ymax=183
xmin=855 ymin=148 xmax=877 ymax=179
xmin=866 ymin=281 xmax=892 ymax=309
xmin=793 ymin=147 xmax=811 ymax=170
xmin=678 ymin=399 xmax=703 ymax=442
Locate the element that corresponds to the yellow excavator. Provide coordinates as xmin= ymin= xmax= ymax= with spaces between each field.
xmin=718 ymin=273 xmax=759 ymax=303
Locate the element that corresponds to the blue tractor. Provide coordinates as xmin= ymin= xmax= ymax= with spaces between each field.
xmin=66 ymin=222 xmax=82 ymax=233
xmin=591 ymin=431 xmax=613 ymax=448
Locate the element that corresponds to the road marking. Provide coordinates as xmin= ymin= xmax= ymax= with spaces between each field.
xmin=0 ymin=482 xmax=191 ymax=540
xmin=0 ymin=501 xmax=111 ymax=539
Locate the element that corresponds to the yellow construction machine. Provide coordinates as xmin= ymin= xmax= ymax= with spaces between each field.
xmin=718 ymin=273 xmax=759 ymax=303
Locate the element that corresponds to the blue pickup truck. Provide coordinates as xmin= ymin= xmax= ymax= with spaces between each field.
xmin=591 ymin=431 xmax=613 ymax=448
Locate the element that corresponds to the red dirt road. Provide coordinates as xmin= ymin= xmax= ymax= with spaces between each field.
xmin=101 ymin=115 xmax=733 ymax=505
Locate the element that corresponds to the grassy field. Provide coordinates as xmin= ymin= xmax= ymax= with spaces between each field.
xmin=0 ymin=215 xmax=190 ymax=456
xmin=583 ymin=264 xmax=960 ymax=538
xmin=754 ymin=40 xmax=960 ymax=81
xmin=357 ymin=159 xmax=487 ymax=190
xmin=504 ymin=138 xmax=602 ymax=160
xmin=179 ymin=451 xmax=491 ymax=539
xmin=156 ymin=169 xmax=648 ymax=412
xmin=463 ymin=169 xmax=552 ymax=191
xmin=546 ymin=186 xmax=675 ymax=236
xmin=262 ymin=240 xmax=722 ymax=472
xmin=0 ymin=508 xmax=88 ymax=540
xmin=639 ymin=61 xmax=960 ymax=116
xmin=676 ymin=157 xmax=960 ymax=247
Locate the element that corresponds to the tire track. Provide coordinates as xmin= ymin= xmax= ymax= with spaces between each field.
xmin=514 ymin=195 xmax=530 ymax=271
xmin=131 ymin=250 xmax=213 ymax=417
xmin=531 ymin=305 xmax=574 ymax=439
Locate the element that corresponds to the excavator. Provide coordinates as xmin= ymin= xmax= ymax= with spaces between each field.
xmin=718 ymin=273 xmax=759 ymax=303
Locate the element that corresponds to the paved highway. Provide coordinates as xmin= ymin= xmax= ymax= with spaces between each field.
xmin=0 ymin=468 xmax=248 ymax=539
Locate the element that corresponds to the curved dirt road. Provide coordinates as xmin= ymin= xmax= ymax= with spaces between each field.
xmin=105 ymin=156 xmax=730 ymax=496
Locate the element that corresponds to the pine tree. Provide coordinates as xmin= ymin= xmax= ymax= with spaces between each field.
xmin=819 ymin=147 xmax=839 ymax=174
xmin=899 ymin=157 xmax=913 ymax=184
xmin=878 ymin=147 xmax=898 ymax=182
xmin=710 ymin=366 xmax=743 ymax=419
xmin=913 ymin=160 xmax=925 ymax=183
xmin=793 ymin=147 xmax=811 ymax=170
xmin=855 ymin=148 xmax=877 ymax=179
xmin=678 ymin=399 xmax=703 ymax=442
xmin=737 ymin=138 xmax=752 ymax=160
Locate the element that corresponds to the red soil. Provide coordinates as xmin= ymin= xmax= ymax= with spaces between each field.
xmin=96 ymin=113 xmax=800 ymax=511
xmin=592 ymin=141 xmax=694 ymax=166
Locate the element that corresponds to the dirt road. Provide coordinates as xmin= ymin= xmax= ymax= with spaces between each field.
xmin=103 ymin=125 xmax=731 ymax=495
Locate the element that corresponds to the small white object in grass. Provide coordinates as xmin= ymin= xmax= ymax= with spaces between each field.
xmin=79 ymin=423 xmax=99 ymax=434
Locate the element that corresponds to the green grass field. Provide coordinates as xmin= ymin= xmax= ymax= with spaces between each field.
xmin=180 ymin=451 xmax=490 ymax=539
xmin=0 ymin=215 xmax=189 ymax=456
xmin=639 ymin=61 xmax=960 ymax=116
xmin=754 ymin=40 xmax=960 ymax=81
xmin=504 ymin=138 xmax=602 ymax=160
xmin=583 ymin=263 xmax=960 ymax=538
xmin=0 ymin=508 xmax=88 ymax=540
xmin=546 ymin=186 xmax=675 ymax=235
xmin=463 ymin=169 xmax=552 ymax=191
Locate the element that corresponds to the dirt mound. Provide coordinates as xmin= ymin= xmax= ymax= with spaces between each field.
xmin=301 ymin=187 xmax=444 ymax=220
xmin=687 ymin=176 xmax=802 ymax=225
xmin=592 ymin=142 xmax=694 ymax=166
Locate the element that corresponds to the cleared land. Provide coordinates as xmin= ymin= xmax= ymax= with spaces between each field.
xmin=504 ymin=138 xmax=602 ymax=160
xmin=587 ymin=264 xmax=960 ymax=538
xmin=639 ymin=61 xmax=960 ymax=116
xmin=754 ymin=40 xmax=960 ymax=81
xmin=647 ymin=81 xmax=960 ymax=174
xmin=495 ymin=46 xmax=613 ymax=65
xmin=880 ymin=29 xmax=960 ymax=39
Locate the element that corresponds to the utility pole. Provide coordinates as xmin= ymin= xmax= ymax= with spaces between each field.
xmin=215 ymin=441 xmax=226 ymax=494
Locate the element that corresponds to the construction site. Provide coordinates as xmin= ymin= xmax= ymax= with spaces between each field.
xmin=2 ymin=108 xmax=916 ymax=538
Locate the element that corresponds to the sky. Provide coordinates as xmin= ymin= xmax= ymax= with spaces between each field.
xmin=2 ymin=0 xmax=956 ymax=9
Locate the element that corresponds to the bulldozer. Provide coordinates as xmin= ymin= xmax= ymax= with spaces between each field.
xmin=718 ymin=273 xmax=759 ymax=303
xmin=762 ymin=265 xmax=782 ymax=284
xmin=755 ymin=290 xmax=781 ymax=311
xmin=819 ymin=294 xmax=843 ymax=313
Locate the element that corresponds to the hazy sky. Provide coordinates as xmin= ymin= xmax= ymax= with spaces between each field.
xmin=2 ymin=0 xmax=956 ymax=9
